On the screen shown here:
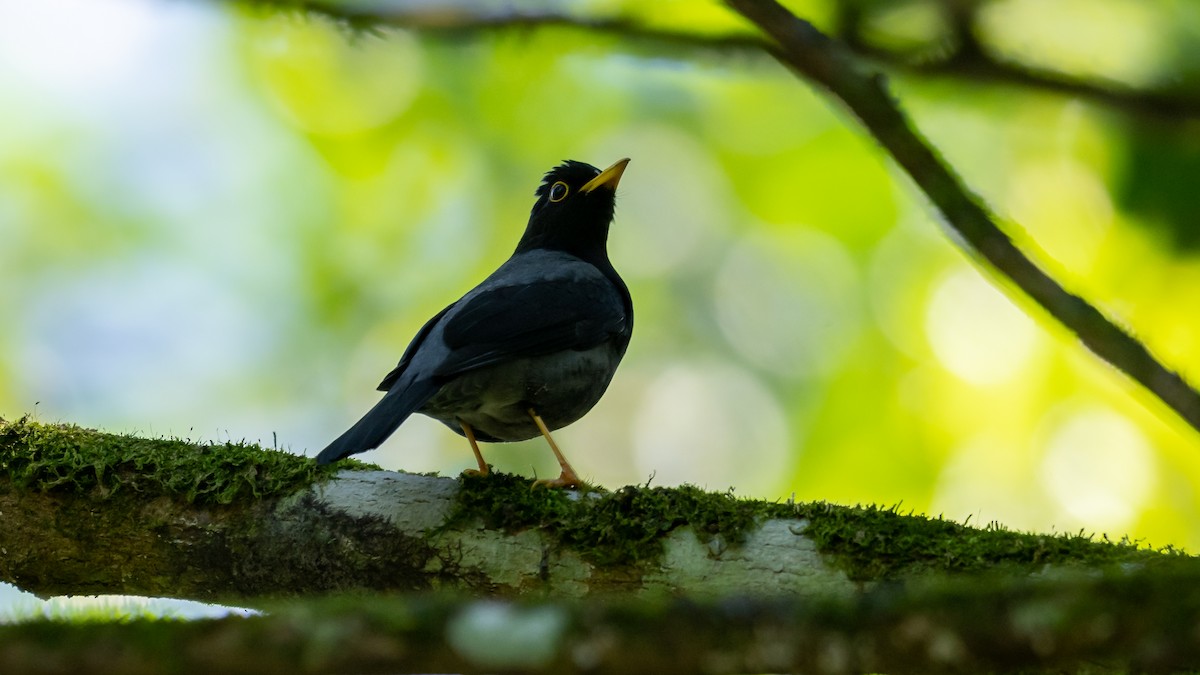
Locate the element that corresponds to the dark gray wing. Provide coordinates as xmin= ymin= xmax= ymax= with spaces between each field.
xmin=433 ymin=275 xmax=627 ymax=378
xmin=320 ymin=301 xmax=460 ymax=463
xmin=376 ymin=303 xmax=455 ymax=391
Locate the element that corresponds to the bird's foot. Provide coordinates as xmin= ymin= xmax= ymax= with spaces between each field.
xmin=531 ymin=469 xmax=581 ymax=490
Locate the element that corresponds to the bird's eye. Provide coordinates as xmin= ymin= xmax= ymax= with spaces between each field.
xmin=548 ymin=181 xmax=569 ymax=203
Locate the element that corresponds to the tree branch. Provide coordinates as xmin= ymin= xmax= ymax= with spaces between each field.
xmin=228 ymin=0 xmax=1200 ymax=439
xmin=260 ymin=2 xmax=1200 ymax=121
xmin=7 ymin=565 xmax=1200 ymax=674
xmin=4 ymin=420 xmax=1197 ymax=672
xmin=833 ymin=0 xmax=1200 ymax=122
xmin=725 ymin=0 xmax=1200 ymax=437
xmin=859 ymin=43 xmax=1200 ymax=122
xmin=0 ymin=419 xmax=1167 ymax=600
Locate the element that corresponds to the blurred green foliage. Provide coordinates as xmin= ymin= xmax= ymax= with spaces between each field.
xmin=3 ymin=0 xmax=1200 ymax=551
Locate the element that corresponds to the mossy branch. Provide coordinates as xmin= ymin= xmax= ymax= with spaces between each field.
xmin=0 ymin=414 xmax=364 ymax=505
xmin=5 ymin=419 xmax=1200 ymax=672
xmin=0 ymin=418 xmax=1184 ymax=599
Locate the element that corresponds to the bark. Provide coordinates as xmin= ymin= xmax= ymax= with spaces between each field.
xmin=0 ymin=417 xmax=1177 ymax=602
xmin=4 ymin=419 xmax=1197 ymax=674
xmin=0 ymin=470 xmax=856 ymax=600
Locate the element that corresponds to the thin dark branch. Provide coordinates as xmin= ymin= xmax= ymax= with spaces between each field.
xmin=866 ymin=44 xmax=1200 ymax=122
xmin=246 ymin=4 xmax=768 ymax=53
xmin=233 ymin=0 xmax=1200 ymax=434
xmin=725 ymin=0 xmax=1200 ymax=435
xmin=257 ymin=2 xmax=1200 ymax=120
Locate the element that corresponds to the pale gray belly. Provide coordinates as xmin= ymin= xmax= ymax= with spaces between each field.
xmin=417 ymin=345 xmax=623 ymax=442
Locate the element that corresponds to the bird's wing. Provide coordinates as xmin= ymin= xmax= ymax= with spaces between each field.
xmin=433 ymin=274 xmax=627 ymax=378
xmin=321 ymin=303 xmax=457 ymax=463
xmin=376 ymin=303 xmax=455 ymax=391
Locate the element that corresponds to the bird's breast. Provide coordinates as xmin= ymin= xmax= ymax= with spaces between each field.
xmin=417 ymin=343 xmax=624 ymax=442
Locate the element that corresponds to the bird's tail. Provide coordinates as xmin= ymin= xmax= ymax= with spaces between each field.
xmin=315 ymin=380 xmax=439 ymax=465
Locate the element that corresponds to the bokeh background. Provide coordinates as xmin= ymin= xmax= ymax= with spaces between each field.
xmin=4 ymin=0 xmax=1200 ymax=548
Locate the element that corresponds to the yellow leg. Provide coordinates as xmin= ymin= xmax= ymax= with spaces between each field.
xmin=528 ymin=408 xmax=581 ymax=489
xmin=460 ymin=421 xmax=489 ymax=476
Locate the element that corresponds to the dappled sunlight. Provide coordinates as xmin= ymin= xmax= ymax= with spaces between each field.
xmin=725 ymin=127 xmax=900 ymax=246
xmin=326 ymin=136 xmax=491 ymax=307
xmin=924 ymin=267 xmax=1040 ymax=386
xmin=1086 ymin=240 xmax=1200 ymax=385
xmin=867 ymin=218 xmax=960 ymax=358
xmin=980 ymin=0 xmax=1172 ymax=87
xmin=697 ymin=75 xmax=832 ymax=156
xmin=632 ymin=362 xmax=790 ymax=494
xmin=932 ymin=434 xmax=1053 ymax=533
xmin=618 ymin=0 xmax=751 ymax=35
xmin=715 ymin=227 xmax=862 ymax=378
xmin=597 ymin=125 xmax=732 ymax=279
xmin=858 ymin=0 xmax=951 ymax=53
xmin=1138 ymin=263 xmax=1200 ymax=379
xmin=1037 ymin=405 xmax=1158 ymax=530
xmin=247 ymin=16 xmax=424 ymax=137
xmin=1007 ymin=158 xmax=1115 ymax=275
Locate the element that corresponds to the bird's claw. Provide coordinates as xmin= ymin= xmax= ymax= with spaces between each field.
xmin=531 ymin=471 xmax=581 ymax=490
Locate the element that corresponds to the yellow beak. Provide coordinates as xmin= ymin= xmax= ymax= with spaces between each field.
xmin=580 ymin=158 xmax=631 ymax=194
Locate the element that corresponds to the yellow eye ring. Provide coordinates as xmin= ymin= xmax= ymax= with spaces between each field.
xmin=549 ymin=181 xmax=569 ymax=202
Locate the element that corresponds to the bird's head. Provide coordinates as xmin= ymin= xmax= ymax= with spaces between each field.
xmin=515 ymin=158 xmax=630 ymax=262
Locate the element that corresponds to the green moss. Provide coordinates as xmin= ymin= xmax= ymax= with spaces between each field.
xmin=2 ymin=416 xmax=1179 ymax=581
xmin=449 ymin=472 xmax=796 ymax=567
xmin=790 ymin=502 xmax=1174 ymax=581
xmin=450 ymin=473 xmax=1176 ymax=578
xmin=0 ymin=416 xmax=378 ymax=506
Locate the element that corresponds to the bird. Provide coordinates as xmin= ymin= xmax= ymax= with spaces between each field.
xmin=316 ymin=158 xmax=633 ymax=488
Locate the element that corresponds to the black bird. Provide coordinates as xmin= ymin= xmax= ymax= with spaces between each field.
xmin=316 ymin=158 xmax=633 ymax=488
